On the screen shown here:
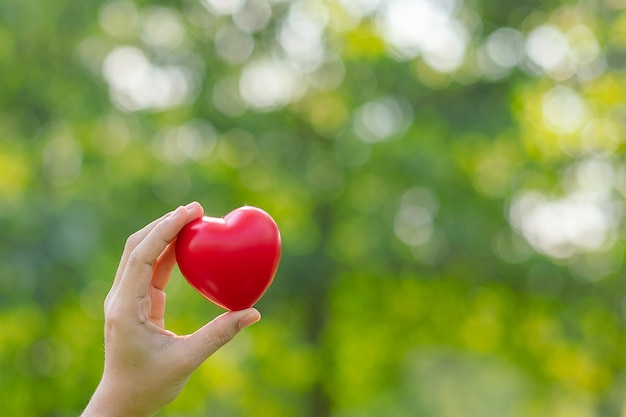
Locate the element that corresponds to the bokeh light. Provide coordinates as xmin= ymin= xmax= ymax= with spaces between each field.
xmin=103 ymin=46 xmax=195 ymax=111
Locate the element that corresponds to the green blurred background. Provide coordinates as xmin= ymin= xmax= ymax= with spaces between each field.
xmin=2 ymin=0 xmax=626 ymax=415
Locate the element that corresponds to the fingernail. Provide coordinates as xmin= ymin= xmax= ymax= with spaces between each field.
xmin=185 ymin=201 xmax=198 ymax=210
xmin=239 ymin=309 xmax=261 ymax=329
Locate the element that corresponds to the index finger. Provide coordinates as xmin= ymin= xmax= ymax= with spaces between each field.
xmin=109 ymin=211 xmax=173 ymax=296
xmin=119 ymin=205 xmax=199 ymax=299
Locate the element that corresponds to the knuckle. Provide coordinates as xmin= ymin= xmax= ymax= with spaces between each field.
xmin=153 ymin=222 xmax=174 ymax=246
xmin=207 ymin=326 xmax=237 ymax=350
xmin=103 ymin=294 xmax=121 ymax=318
xmin=127 ymin=246 xmax=153 ymax=269
xmin=103 ymin=293 xmax=112 ymax=313
xmin=104 ymin=307 xmax=125 ymax=331
xmin=124 ymin=233 xmax=141 ymax=253
xmin=125 ymin=232 xmax=139 ymax=248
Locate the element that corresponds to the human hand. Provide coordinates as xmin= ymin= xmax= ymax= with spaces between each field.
xmin=82 ymin=202 xmax=261 ymax=417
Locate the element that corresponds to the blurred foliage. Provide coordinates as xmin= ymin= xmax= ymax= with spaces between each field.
xmin=2 ymin=0 xmax=626 ymax=416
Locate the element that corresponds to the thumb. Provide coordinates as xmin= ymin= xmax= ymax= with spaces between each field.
xmin=182 ymin=308 xmax=261 ymax=369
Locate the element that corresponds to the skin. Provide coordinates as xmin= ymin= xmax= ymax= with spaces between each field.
xmin=81 ymin=202 xmax=261 ymax=417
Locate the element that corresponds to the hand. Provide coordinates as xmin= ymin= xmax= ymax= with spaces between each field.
xmin=82 ymin=202 xmax=261 ymax=417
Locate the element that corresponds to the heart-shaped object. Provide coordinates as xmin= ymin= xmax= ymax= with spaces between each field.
xmin=175 ymin=206 xmax=281 ymax=311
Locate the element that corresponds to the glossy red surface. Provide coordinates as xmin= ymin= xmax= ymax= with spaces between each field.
xmin=175 ymin=206 xmax=281 ymax=311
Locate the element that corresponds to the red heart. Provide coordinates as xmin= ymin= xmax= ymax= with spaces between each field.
xmin=175 ymin=206 xmax=281 ymax=311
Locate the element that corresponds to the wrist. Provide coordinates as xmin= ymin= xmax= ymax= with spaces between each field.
xmin=82 ymin=381 xmax=157 ymax=417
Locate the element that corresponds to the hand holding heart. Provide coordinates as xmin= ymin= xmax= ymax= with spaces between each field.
xmin=82 ymin=202 xmax=262 ymax=417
